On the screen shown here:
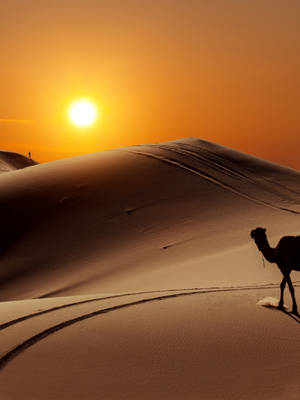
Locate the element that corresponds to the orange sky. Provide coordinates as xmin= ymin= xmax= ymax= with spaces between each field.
xmin=1 ymin=1 xmax=300 ymax=167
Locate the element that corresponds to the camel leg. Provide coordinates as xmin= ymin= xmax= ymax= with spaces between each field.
xmin=286 ymin=275 xmax=298 ymax=315
xmin=278 ymin=276 xmax=286 ymax=310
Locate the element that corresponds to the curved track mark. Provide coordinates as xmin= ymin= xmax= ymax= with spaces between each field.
xmin=152 ymin=144 xmax=300 ymax=201
xmin=129 ymin=150 xmax=300 ymax=215
xmin=1 ymin=282 xmax=296 ymax=332
xmin=0 ymin=288 xmax=196 ymax=331
xmin=1 ymin=284 xmax=299 ymax=371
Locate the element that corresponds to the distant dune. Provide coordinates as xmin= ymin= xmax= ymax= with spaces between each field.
xmin=0 ymin=138 xmax=299 ymax=399
xmin=0 ymin=150 xmax=38 ymax=173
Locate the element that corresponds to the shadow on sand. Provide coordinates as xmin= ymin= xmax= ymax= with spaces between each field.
xmin=280 ymin=309 xmax=300 ymax=324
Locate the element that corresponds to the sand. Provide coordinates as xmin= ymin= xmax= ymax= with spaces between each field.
xmin=0 ymin=150 xmax=37 ymax=173
xmin=0 ymin=138 xmax=299 ymax=399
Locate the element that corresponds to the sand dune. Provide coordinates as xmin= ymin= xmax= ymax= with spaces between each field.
xmin=0 ymin=138 xmax=299 ymax=399
xmin=0 ymin=150 xmax=37 ymax=173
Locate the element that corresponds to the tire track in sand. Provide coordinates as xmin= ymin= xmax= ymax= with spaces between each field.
xmin=1 ymin=282 xmax=297 ymax=331
xmin=0 ymin=288 xmax=197 ymax=331
xmin=0 ymin=283 xmax=299 ymax=371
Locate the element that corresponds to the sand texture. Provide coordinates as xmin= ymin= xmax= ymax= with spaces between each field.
xmin=0 ymin=138 xmax=299 ymax=399
xmin=0 ymin=150 xmax=37 ymax=173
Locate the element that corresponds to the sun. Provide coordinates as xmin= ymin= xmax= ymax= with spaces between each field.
xmin=68 ymin=99 xmax=98 ymax=127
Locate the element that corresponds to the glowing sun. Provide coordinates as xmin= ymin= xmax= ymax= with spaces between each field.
xmin=68 ymin=99 xmax=98 ymax=127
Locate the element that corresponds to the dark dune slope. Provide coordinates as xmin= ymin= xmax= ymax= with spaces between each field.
xmin=0 ymin=138 xmax=300 ymax=300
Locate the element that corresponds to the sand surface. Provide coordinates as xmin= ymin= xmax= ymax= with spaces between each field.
xmin=0 ymin=150 xmax=37 ymax=173
xmin=0 ymin=138 xmax=299 ymax=399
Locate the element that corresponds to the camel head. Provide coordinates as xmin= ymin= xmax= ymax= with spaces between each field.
xmin=250 ymin=227 xmax=266 ymax=241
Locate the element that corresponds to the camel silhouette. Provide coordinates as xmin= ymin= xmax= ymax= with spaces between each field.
xmin=250 ymin=227 xmax=300 ymax=316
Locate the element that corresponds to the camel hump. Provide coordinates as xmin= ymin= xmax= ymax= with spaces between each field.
xmin=276 ymin=236 xmax=297 ymax=251
xmin=278 ymin=236 xmax=300 ymax=246
xmin=275 ymin=236 xmax=300 ymax=264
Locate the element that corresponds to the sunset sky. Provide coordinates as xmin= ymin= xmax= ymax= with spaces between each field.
xmin=1 ymin=1 xmax=300 ymax=167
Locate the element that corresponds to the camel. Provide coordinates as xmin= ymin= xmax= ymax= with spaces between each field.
xmin=250 ymin=227 xmax=300 ymax=316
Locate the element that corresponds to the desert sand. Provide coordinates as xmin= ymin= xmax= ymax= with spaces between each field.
xmin=0 ymin=150 xmax=37 ymax=173
xmin=0 ymin=138 xmax=299 ymax=399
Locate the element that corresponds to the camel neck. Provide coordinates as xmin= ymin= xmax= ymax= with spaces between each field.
xmin=255 ymin=235 xmax=276 ymax=263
